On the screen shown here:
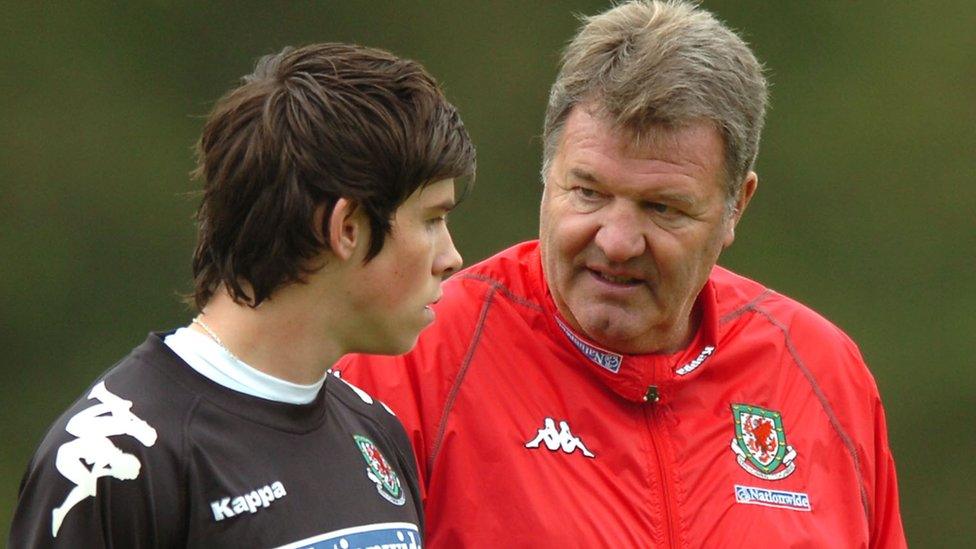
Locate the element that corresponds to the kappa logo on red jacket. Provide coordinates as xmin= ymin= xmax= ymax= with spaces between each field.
xmin=525 ymin=417 xmax=595 ymax=458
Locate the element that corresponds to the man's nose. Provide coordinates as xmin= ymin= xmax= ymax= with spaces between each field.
xmin=594 ymin=207 xmax=646 ymax=263
xmin=436 ymin=231 xmax=463 ymax=278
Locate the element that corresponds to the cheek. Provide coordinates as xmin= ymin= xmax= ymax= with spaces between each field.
xmin=390 ymin=233 xmax=434 ymax=287
xmin=646 ymin=232 xmax=701 ymax=282
xmin=699 ymin=225 xmax=728 ymax=266
xmin=546 ymin=214 xmax=594 ymax=260
xmin=660 ymin=230 xmax=724 ymax=286
xmin=359 ymin=244 xmax=419 ymax=305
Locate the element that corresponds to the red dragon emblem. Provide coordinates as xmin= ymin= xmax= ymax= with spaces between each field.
xmin=365 ymin=445 xmax=393 ymax=480
xmin=743 ymin=416 xmax=778 ymax=465
xmin=731 ymin=404 xmax=797 ymax=480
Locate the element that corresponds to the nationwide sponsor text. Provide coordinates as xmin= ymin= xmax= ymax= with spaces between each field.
xmin=734 ymin=484 xmax=811 ymax=511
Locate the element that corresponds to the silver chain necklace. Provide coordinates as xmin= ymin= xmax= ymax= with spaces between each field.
xmin=191 ymin=317 xmax=331 ymax=389
xmin=192 ymin=317 xmax=243 ymax=362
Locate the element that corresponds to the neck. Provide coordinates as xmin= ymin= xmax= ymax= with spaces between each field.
xmin=192 ymin=285 xmax=345 ymax=385
xmin=551 ymin=296 xmax=701 ymax=356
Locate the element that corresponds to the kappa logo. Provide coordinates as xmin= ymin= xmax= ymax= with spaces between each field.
xmin=51 ymin=381 xmax=158 ymax=537
xmin=676 ymin=345 xmax=715 ymax=376
xmin=525 ymin=417 xmax=595 ymax=458
xmin=730 ymin=404 xmax=797 ymax=480
xmin=210 ymin=481 xmax=287 ymax=521
xmin=354 ymin=435 xmax=405 ymax=505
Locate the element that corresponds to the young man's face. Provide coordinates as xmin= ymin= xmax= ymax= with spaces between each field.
xmin=539 ymin=106 xmax=754 ymax=354
xmin=349 ymin=178 xmax=463 ymax=355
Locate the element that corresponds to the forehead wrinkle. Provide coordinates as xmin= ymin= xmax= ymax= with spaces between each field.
xmin=622 ymin=126 xmax=719 ymax=179
xmin=571 ymin=113 xmax=716 ymax=177
xmin=558 ymin=107 xmax=725 ymax=207
xmin=569 ymin=143 xmax=706 ymax=204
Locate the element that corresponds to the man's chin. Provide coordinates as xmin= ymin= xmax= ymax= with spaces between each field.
xmin=391 ymin=332 xmax=423 ymax=356
xmin=358 ymin=330 xmax=421 ymax=357
xmin=576 ymin=306 xmax=669 ymax=351
xmin=577 ymin=317 xmax=640 ymax=351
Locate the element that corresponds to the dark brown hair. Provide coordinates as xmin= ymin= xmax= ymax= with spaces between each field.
xmin=191 ymin=43 xmax=475 ymax=309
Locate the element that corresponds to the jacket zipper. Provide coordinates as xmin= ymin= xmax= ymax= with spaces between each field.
xmin=647 ymin=404 xmax=677 ymax=547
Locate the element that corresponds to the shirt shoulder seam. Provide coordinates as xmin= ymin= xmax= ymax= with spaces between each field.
xmin=719 ymin=288 xmax=774 ymax=325
xmin=458 ymin=273 xmax=544 ymax=313
xmin=428 ymin=284 xmax=498 ymax=472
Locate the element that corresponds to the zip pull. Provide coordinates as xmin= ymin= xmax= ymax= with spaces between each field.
xmin=643 ymin=385 xmax=660 ymax=403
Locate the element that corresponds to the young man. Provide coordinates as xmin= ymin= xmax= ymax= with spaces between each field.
xmin=337 ymin=1 xmax=906 ymax=547
xmin=10 ymin=43 xmax=475 ymax=547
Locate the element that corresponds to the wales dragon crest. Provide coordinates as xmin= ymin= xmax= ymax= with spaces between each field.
xmin=730 ymin=404 xmax=797 ymax=480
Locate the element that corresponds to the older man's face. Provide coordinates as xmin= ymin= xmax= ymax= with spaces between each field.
xmin=539 ymin=106 xmax=755 ymax=354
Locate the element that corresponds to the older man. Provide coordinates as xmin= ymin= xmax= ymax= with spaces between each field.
xmin=338 ymin=1 xmax=906 ymax=546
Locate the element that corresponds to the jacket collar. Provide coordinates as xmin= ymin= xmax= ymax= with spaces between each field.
xmin=532 ymin=251 xmax=720 ymax=404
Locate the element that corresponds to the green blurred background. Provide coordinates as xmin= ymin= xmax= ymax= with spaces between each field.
xmin=2 ymin=1 xmax=973 ymax=545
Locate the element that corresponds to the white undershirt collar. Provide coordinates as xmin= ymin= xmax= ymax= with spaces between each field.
xmin=163 ymin=327 xmax=325 ymax=405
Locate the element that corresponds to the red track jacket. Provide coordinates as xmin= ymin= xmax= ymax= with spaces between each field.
xmin=337 ymin=241 xmax=906 ymax=547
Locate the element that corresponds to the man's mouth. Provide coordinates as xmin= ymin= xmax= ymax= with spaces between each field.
xmin=587 ymin=268 xmax=643 ymax=286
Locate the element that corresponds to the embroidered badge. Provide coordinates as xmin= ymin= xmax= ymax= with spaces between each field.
xmin=525 ymin=417 xmax=595 ymax=458
xmin=354 ymin=435 xmax=405 ymax=505
xmin=730 ymin=404 xmax=797 ymax=480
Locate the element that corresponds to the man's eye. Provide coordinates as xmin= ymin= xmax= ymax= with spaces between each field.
xmin=573 ymin=187 xmax=600 ymax=200
xmin=427 ymin=215 xmax=448 ymax=226
xmin=642 ymin=201 xmax=677 ymax=215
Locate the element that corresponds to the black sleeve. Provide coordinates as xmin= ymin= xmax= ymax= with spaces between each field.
xmin=8 ymin=382 xmax=185 ymax=548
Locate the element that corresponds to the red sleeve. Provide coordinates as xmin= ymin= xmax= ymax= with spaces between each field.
xmin=831 ymin=337 xmax=907 ymax=548
xmin=839 ymin=339 xmax=906 ymax=548
xmin=869 ymin=393 xmax=907 ymax=549
xmin=779 ymin=302 xmax=907 ymax=547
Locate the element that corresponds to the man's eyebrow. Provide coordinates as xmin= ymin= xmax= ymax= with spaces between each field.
xmin=569 ymin=168 xmax=598 ymax=183
xmin=650 ymin=192 xmax=696 ymax=208
xmin=427 ymin=198 xmax=457 ymax=212
xmin=570 ymin=168 xmax=695 ymax=206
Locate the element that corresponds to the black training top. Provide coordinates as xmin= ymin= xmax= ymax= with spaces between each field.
xmin=9 ymin=333 xmax=423 ymax=548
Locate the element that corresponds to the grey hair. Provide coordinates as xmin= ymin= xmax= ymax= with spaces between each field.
xmin=542 ymin=0 xmax=768 ymax=204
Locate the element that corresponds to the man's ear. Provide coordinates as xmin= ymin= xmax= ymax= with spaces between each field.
xmin=723 ymin=171 xmax=758 ymax=248
xmin=317 ymin=198 xmax=364 ymax=261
